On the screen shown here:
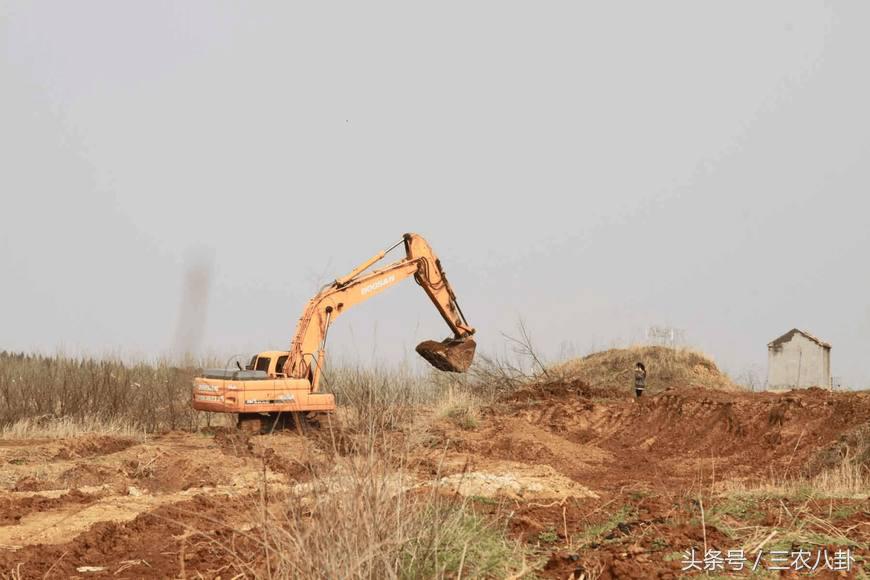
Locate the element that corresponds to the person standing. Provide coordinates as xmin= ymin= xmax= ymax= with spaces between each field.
xmin=634 ymin=362 xmax=647 ymax=400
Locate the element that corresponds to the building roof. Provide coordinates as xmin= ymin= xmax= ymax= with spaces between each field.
xmin=767 ymin=328 xmax=831 ymax=350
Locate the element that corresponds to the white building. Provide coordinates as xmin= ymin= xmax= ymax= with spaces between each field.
xmin=766 ymin=328 xmax=831 ymax=389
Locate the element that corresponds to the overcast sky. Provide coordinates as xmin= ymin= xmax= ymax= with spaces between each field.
xmin=2 ymin=2 xmax=868 ymax=388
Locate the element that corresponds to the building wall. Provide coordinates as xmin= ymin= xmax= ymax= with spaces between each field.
xmin=767 ymin=333 xmax=831 ymax=389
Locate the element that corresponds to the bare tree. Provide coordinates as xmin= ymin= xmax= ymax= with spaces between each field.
xmin=501 ymin=317 xmax=549 ymax=378
xmin=736 ymin=364 xmax=765 ymax=392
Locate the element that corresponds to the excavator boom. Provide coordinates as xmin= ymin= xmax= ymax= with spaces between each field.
xmin=191 ymin=232 xmax=476 ymax=426
xmin=286 ymin=233 xmax=475 ymax=390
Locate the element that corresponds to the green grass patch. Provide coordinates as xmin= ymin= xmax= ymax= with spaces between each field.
xmin=469 ymin=495 xmax=498 ymax=506
xmin=403 ymin=506 xmax=529 ymax=579
xmin=574 ymin=505 xmax=635 ymax=547
xmin=649 ymin=537 xmax=669 ymax=552
xmin=831 ymin=504 xmax=861 ymax=520
xmin=713 ymin=495 xmax=765 ymax=522
xmin=537 ymin=527 xmax=559 ymax=544
xmin=703 ymin=495 xmax=767 ymax=539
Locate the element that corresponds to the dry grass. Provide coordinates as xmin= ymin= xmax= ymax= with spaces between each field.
xmin=702 ymin=456 xmax=870 ymax=564
xmin=225 ymin=456 xmax=529 ymax=579
xmin=804 ymin=423 xmax=870 ymax=477
xmin=215 ymin=367 xmax=531 ymax=579
xmin=811 ymin=460 xmax=870 ymax=499
xmin=0 ymin=350 xmax=506 ymax=437
xmin=0 ymin=350 xmax=533 ymax=578
xmin=321 ymin=360 xmax=513 ymax=438
xmin=324 ymin=365 xmax=439 ymax=434
xmin=0 ymin=414 xmax=144 ymax=440
xmin=719 ymin=460 xmax=870 ymax=500
xmin=435 ymin=387 xmax=480 ymax=430
xmin=0 ymin=351 xmax=213 ymax=433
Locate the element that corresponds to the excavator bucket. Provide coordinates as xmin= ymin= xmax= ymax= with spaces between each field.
xmin=416 ymin=338 xmax=476 ymax=373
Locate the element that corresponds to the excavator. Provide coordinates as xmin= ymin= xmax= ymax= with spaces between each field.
xmin=192 ymin=233 xmax=477 ymax=432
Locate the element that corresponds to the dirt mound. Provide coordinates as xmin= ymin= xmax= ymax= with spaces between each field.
xmin=551 ymin=345 xmax=739 ymax=395
xmin=498 ymin=377 xmax=594 ymax=407
xmin=478 ymin=373 xmax=870 ymax=486
xmin=0 ymin=489 xmax=98 ymax=525
xmin=53 ymin=435 xmax=138 ymax=460
xmin=804 ymin=420 xmax=870 ymax=476
xmin=58 ymin=463 xmax=125 ymax=491
xmin=432 ymin=370 xmax=870 ymax=577
xmin=213 ymin=428 xmax=256 ymax=457
xmin=438 ymin=462 xmax=597 ymax=500
xmin=0 ymin=494 xmax=243 ymax=577
xmin=596 ymin=387 xmax=870 ymax=477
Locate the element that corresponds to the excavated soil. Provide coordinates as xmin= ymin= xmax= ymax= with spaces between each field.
xmin=416 ymin=338 xmax=477 ymax=372
xmin=0 ymin=489 xmax=99 ymax=526
xmin=427 ymin=382 xmax=870 ymax=578
xmin=438 ymin=462 xmax=598 ymax=501
xmin=1 ymin=371 xmax=869 ymax=578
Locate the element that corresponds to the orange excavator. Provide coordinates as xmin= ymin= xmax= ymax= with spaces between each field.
xmin=192 ymin=233 xmax=476 ymax=431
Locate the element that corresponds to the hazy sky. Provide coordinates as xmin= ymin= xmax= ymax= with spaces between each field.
xmin=2 ymin=2 xmax=868 ymax=387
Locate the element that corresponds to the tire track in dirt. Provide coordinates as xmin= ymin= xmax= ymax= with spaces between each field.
xmin=0 ymin=488 xmax=100 ymax=527
xmin=0 ymin=494 xmax=256 ymax=578
xmin=0 ymin=431 xmax=306 ymax=555
xmin=0 ymin=474 xmax=285 ymax=550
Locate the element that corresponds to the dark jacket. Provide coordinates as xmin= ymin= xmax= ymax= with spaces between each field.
xmin=634 ymin=368 xmax=647 ymax=389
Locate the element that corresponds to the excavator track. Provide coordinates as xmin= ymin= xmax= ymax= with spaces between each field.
xmin=237 ymin=413 xmax=266 ymax=433
xmin=237 ymin=412 xmax=316 ymax=434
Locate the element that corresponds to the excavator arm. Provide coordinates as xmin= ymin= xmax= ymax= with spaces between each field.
xmin=284 ymin=233 xmax=476 ymax=391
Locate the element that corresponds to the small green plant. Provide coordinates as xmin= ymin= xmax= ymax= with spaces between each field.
xmin=436 ymin=389 xmax=480 ymax=430
xmin=650 ymin=537 xmax=669 ymax=551
xmin=403 ymin=504 xmax=529 ymax=578
xmin=831 ymin=504 xmax=860 ymax=520
xmin=713 ymin=495 xmax=758 ymax=518
xmin=470 ymin=495 xmax=498 ymax=505
xmin=575 ymin=505 xmax=634 ymax=547
xmin=537 ymin=527 xmax=559 ymax=544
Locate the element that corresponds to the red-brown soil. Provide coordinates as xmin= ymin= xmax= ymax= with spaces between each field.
xmin=431 ymin=381 xmax=870 ymax=578
xmin=1 ymin=372 xmax=868 ymax=578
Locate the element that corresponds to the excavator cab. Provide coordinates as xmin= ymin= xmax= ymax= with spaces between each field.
xmin=246 ymin=351 xmax=290 ymax=378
